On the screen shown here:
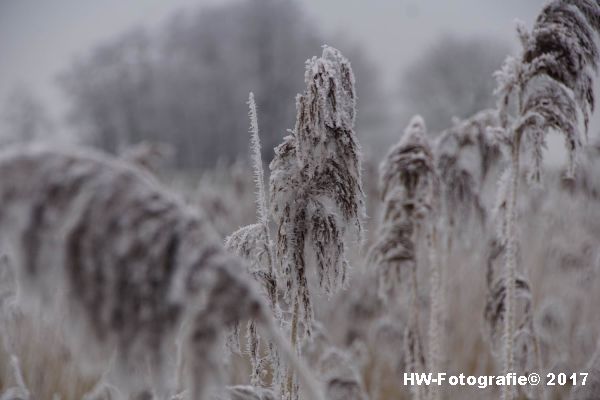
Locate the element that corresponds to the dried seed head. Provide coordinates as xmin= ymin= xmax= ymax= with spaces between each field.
xmin=0 ymin=145 xmax=267 ymax=398
xmin=226 ymin=224 xmax=271 ymax=283
xmin=379 ymin=115 xmax=436 ymax=221
xmin=435 ymin=109 xmax=501 ymax=227
xmin=523 ymin=0 xmax=600 ymax=132
xmin=370 ymin=115 xmax=437 ymax=299
xmin=518 ymin=77 xmax=580 ymax=178
xmin=496 ymin=0 xmax=600 ymax=180
xmin=269 ymin=46 xmax=364 ymax=336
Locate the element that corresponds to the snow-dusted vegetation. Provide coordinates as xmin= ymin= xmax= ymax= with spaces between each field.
xmin=1 ymin=0 xmax=600 ymax=399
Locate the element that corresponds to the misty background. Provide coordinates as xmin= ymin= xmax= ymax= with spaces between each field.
xmin=1 ymin=0 xmax=597 ymax=170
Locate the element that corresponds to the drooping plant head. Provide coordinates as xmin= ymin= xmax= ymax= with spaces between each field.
xmin=269 ymin=46 xmax=365 ymax=337
xmin=270 ymin=45 xmax=365 ymax=231
xmin=495 ymin=0 xmax=600 ymax=180
xmin=293 ymin=45 xmax=364 ymax=231
xmin=523 ymin=0 xmax=599 ymax=132
xmin=370 ymin=115 xmax=437 ymax=299
xmin=435 ymin=109 xmax=501 ymax=228
xmin=380 ymin=115 xmax=436 ymax=222
xmin=0 ymin=145 xmax=327 ymax=400
xmin=0 ymin=145 xmax=273 ymax=399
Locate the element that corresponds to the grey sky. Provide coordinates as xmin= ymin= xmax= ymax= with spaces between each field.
xmin=303 ymin=0 xmax=544 ymax=71
xmin=0 ymin=0 xmax=218 ymax=116
xmin=11 ymin=0 xmax=597 ymax=165
xmin=0 ymin=0 xmax=547 ymax=116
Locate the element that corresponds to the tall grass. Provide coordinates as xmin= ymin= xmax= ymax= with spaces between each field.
xmin=491 ymin=2 xmax=600 ymax=398
xmin=369 ymin=115 xmax=438 ymax=400
xmin=0 ymin=145 xmax=324 ymax=400
xmin=2 ymin=2 xmax=600 ymax=399
xmin=227 ymin=46 xmax=365 ymax=400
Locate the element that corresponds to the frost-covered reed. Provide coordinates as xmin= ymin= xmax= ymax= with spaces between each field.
xmin=268 ymin=45 xmax=364 ymax=399
xmin=0 ymin=144 xmax=324 ymax=400
xmin=2 ymin=2 xmax=600 ymax=400
xmin=269 ymin=46 xmax=364 ymax=340
xmin=369 ymin=115 xmax=440 ymax=400
xmin=225 ymin=93 xmax=280 ymax=388
xmin=370 ymin=116 xmax=436 ymax=299
xmin=434 ymin=109 xmax=501 ymax=234
xmin=491 ymin=1 xmax=600 ymax=398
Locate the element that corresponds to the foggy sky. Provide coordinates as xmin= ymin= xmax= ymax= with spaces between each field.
xmin=0 ymin=0 xmax=546 ymax=116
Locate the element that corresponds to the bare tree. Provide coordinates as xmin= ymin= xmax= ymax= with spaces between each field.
xmin=59 ymin=0 xmax=382 ymax=170
xmin=1 ymin=87 xmax=55 ymax=144
xmin=59 ymin=28 xmax=156 ymax=153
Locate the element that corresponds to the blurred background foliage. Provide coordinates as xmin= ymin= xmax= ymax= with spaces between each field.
xmin=1 ymin=0 xmax=525 ymax=171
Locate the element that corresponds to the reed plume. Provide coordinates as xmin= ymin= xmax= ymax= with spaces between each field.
xmin=491 ymin=3 xmax=600 ymax=398
xmin=435 ymin=109 xmax=501 ymax=233
xmin=369 ymin=115 xmax=439 ymax=400
xmin=269 ymin=45 xmax=364 ymax=399
xmin=269 ymin=45 xmax=364 ymax=337
xmin=0 ymin=144 xmax=324 ymax=400
xmin=370 ymin=116 xmax=436 ymax=298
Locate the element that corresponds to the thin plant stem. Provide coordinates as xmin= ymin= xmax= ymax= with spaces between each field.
xmin=427 ymin=226 xmax=441 ymax=400
xmin=501 ymin=132 xmax=521 ymax=400
xmin=410 ymin=262 xmax=424 ymax=400
xmin=285 ymin=298 xmax=300 ymax=399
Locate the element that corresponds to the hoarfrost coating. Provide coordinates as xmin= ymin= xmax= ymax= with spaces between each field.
xmin=0 ymin=144 xmax=323 ymax=400
xmin=269 ymin=45 xmax=364 ymax=339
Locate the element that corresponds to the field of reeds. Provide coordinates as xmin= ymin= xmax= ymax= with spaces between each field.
xmin=1 ymin=1 xmax=600 ymax=400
